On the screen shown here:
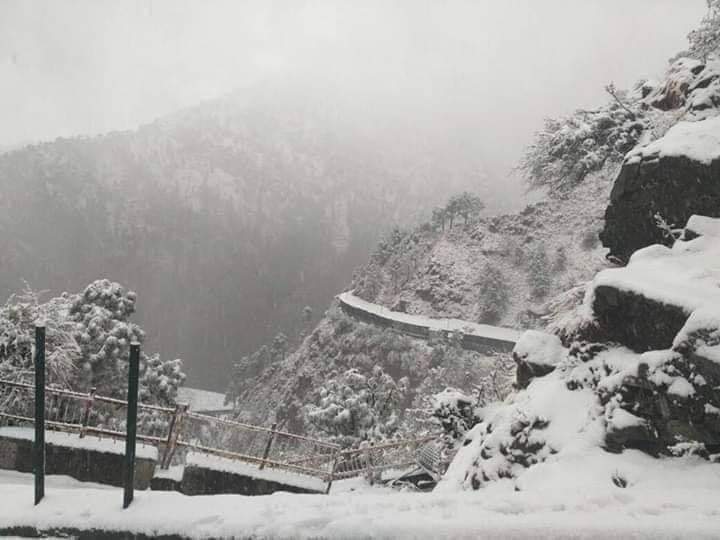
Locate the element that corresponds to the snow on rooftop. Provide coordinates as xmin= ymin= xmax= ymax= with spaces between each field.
xmin=0 ymin=427 xmax=158 ymax=461
xmin=339 ymin=291 xmax=523 ymax=343
xmin=177 ymin=387 xmax=232 ymax=413
xmin=625 ymin=115 xmax=720 ymax=165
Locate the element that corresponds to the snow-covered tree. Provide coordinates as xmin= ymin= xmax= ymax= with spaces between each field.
xmin=476 ymin=264 xmax=510 ymax=324
xmin=225 ymin=332 xmax=289 ymax=407
xmin=354 ymin=261 xmax=383 ymax=302
xmin=0 ymin=286 xmax=79 ymax=387
xmin=304 ymin=365 xmax=409 ymax=447
xmin=527 ymin=243 xmax=552 ymax=300
xmin=432 ymin=388 xmax=480 ymax=441
xmin=689 ymin=0 xmax=720 ymax=61
xmin=0 ymin=280 xmax=185 ymax=408
xmin=520 ymin=100 xmax=646 ymax=192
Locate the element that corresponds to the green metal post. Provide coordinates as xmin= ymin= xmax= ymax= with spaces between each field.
xmin=123 ymin=342 xmax=140 ymax=509
xmin=33 ymin=324 xmax=45 ymax=505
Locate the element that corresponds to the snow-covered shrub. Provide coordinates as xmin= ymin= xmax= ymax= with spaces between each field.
xmin=304 ymin=365 xmax=408 ymax=448
xmin=353 ymin=261 xmax=384 ymax=302
xmin=526 ymin=243 xmax=552 ymax=300
xmin=476 ymin=264 xmax=509 ymax=324
xmin=372 ymin=228 xmax=409 ymax=266
xmin=432 ymin=388 xmax=480 ymax=441
xmin=689 ymin=0 xmax=720 ymax=61
xmin=520 ymin=99 xmax=647 ymax=193
xmin=543 ymin=283 xmax=597 ymax=344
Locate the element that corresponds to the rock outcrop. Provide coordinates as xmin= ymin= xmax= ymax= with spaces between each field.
xmin=601 ymin=116 xmax=720 ymax=262
xmin=439 ymin=216 xmax=720 ymax=492
xmin=512 ymin=331 xmax=565 ymax=389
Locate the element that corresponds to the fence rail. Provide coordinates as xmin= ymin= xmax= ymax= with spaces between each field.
xmin=0 ymin=377 xmax=441 ymax=490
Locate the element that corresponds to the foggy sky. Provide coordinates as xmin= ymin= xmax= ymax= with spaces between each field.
xmin=0 ymin=0 xmax=706 ymax=176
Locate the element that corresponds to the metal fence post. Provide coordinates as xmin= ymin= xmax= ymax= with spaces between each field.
xmin=364 ymin=443 xmax=375 ymax=486
xmin=161 ymin=403 xmax=187 ymax=469
xmin=79 ymin=387 xmax=96 ymax=439
xmin=259 ymin=422 xmax=277 ymax=470
xmin=33 ymin=324 xmax=46 ymax=505
xmin=325 ymin=449 xmax=340 ymax=494
xmin=123 ymin=342 xmax=140 ymax=509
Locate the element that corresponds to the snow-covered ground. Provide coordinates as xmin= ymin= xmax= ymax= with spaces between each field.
xmin=1 ymin=469 xmax=719 ymax=539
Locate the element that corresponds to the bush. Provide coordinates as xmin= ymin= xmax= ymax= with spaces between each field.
xmin=304 ymin=365 xmax=408 ymax=447
xmin=527 ymin=243 xmax=552 ymax=300
xmin=476 ymin=264 xmax=510 ymax=324
xmin=432 ymin=388 xmax=480 ymax=440
xmin=520 ymin=100 xmax=647 ymax=193
xmin=688 ymin=0 xmax=720 ymax=61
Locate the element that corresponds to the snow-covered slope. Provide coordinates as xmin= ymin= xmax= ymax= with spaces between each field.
xmin=440 ymin=217 xmax=720 ymax=498
xmin=0 ymin=77 xmax=499 ymax=390
xmin=2 ymin=469 xmax=719 ymax=538
xmin=350 ymin=165 xmax=615 ymax=330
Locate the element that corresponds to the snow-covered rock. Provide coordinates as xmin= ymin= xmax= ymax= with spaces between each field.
xmin=441 ymin=217 xmax=720 ymax=493
xmin=592 ymin=217 xmax=720 ymax=351
xmin=602 ymin=115 xmax=720 ymax=261
xmin=512 ymin=331 xmax=566 ymax=388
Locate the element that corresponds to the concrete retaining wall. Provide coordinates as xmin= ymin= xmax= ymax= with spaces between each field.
xmin=0 ymin=431 xmax=157 ymax=489
xmin=180 ymin=464 xmax=323 ymax=496
xmin=338 ymin=297 xmax=516 ymax=354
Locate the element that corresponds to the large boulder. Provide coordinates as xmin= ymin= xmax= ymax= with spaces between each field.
xmin=512 ymin=331 xmax=565 ymax=389
xmin=591 ymin=223 xmax=720 ymax=352
xmin=600 ymin=116 xmax=720 ymax=262
xmin=592 ymin=284 xmax=690 ymax=352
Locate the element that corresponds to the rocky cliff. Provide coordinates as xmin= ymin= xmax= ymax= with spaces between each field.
xmin=602 ymin=59 xmax=720 ymax=261
xmin=440 ymin=215 xmax=720 ymax=494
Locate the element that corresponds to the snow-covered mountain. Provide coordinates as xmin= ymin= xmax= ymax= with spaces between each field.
xmin=227 ymin=31 xmax=720 ymax=483
xmin=0 ymin=77 xmax=502 ymax=389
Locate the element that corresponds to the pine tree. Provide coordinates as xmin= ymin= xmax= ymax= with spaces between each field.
xmin=304 ymin=365 xmax=408 ymax=447
xmin=689 ymin=0 xmax=720 ymax=61
xmin=477 ymin=264 xmax=510 ymax=324
xmin=527 ymin=243 xmax=552 ymax=300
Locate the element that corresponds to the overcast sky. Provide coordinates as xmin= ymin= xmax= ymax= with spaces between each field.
xmin=0 ymin=0 xmax=706 ymax=172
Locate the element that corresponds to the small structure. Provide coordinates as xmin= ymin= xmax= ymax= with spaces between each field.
xmin=177 ymin=387 xmax=234 ymax=417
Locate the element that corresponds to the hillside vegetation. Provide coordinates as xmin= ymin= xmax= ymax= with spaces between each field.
xmin=0 ymin=79 xmax=501 ymax=388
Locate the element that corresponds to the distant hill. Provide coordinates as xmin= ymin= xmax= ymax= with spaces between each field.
xmin=0 ymin=77 xmax=506 ymax=389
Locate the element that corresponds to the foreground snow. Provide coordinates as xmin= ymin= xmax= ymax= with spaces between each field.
xmin=0 ymin=470 xmax=719 ymax=539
